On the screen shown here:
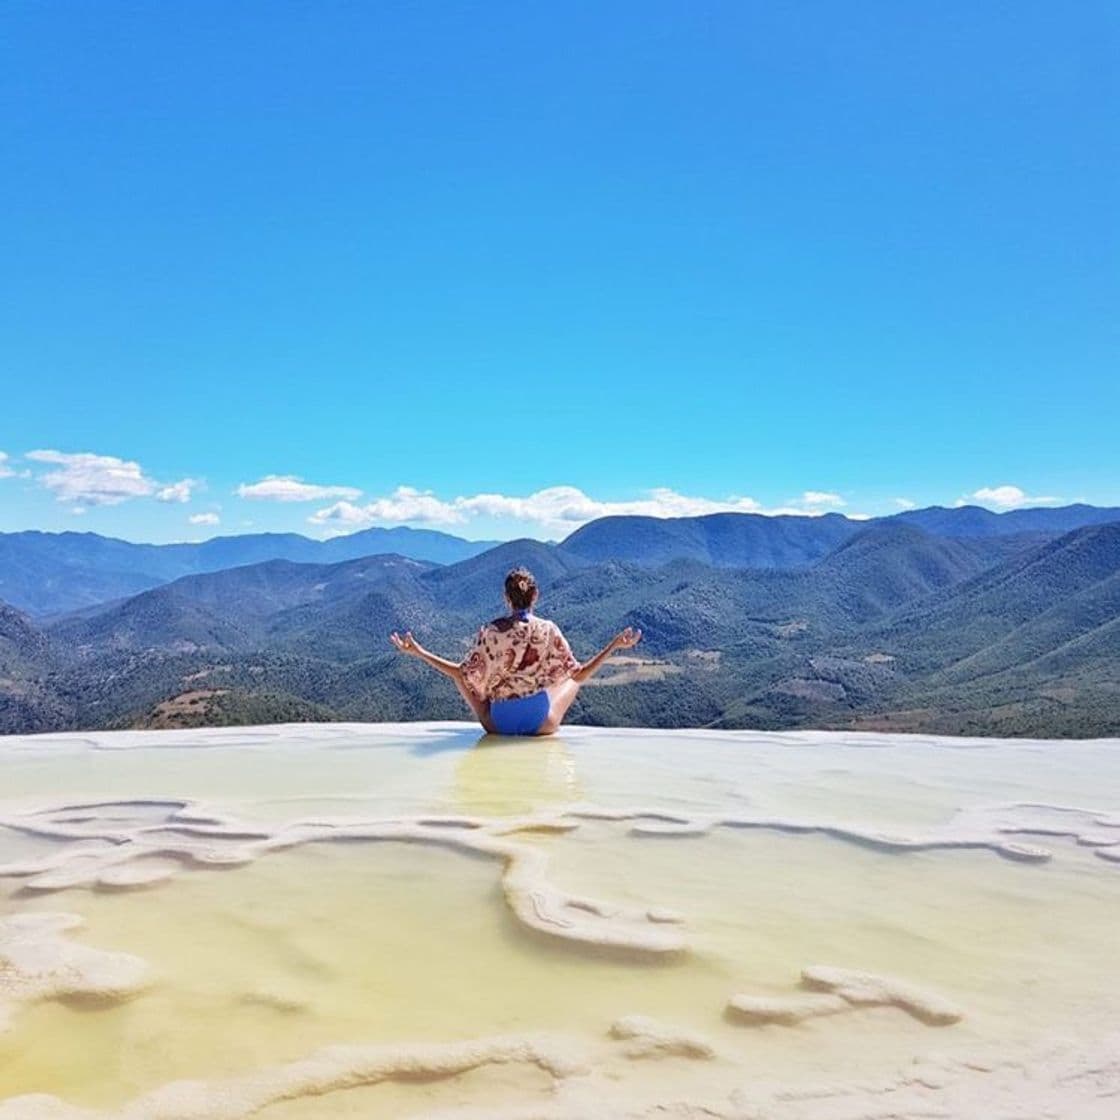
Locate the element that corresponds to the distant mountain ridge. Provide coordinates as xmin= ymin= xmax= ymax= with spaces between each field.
xmin=5 ymin=503 xmax=1118 ymax=618
xmin=3 ymin=514 xmax=1117 ymax=739
xmin=891 ymin=502 xmax=1120 ymax=538
xmin=559 ymin=511 xmax=856 ymax=567
xmin=557 ymin=504 xmax=1120 ymax=568
xmin=0 ymin=525 xmax=500 ymax=615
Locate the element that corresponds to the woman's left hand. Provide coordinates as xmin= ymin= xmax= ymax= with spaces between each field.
xmin=390 ymin=631 xmax=421 ymax=656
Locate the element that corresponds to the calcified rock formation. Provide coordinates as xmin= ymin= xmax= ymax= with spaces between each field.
xmin=1 ymin=725 xmax=1118 ymax=1119
xmin=622 ymin=797 xmax=1120 ymax=864
xmin=625 ymin=807 xmax=1050 ymax=862
xmin=0 ymin=799 xmax=687 ymax=958
xmin=724 ymin=1032 xmax=1120 ymax=1120
xmin=7 ymin=1028 xmax=1115 ymax=1120
xmin=414 ymin=1032 xmax=1120 ymax=1120
xmin=2 ymin=789 xmax=1118 ymax=963
xmin=0 ymin=912 xmax=150 ymax=1033
xmin=608 ymin=1015 xmax=716 ymax=1059
xmin=802 ymin=964 xmax=963 ymax=1024
xmin=0 ymin=1034 xmax=589 ymax=1120
xmin=727 ymin=964 xmax=963 ymax=1027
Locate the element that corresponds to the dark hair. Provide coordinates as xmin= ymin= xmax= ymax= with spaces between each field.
xmin=504 ymin=566 xmax=538 ymax=611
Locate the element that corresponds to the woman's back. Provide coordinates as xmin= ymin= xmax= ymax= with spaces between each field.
xmin=460 ymin=612 xmax=580 ymax=701
xmin=391 ymin=563 xmax=640 ymax=737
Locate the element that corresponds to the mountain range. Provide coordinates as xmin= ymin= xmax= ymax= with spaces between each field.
xmin=1 ymin=503 xmax=1117 ymax=738
xmin=0 ymin=525 xmax=498 ymax=616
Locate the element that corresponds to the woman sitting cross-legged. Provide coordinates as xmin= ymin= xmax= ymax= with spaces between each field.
xmin=389 ymin=566 xmax=641 ymax=736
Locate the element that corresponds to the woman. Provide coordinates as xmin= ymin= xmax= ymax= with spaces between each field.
xmin=389 ymin=566 xmax=641 ymax=736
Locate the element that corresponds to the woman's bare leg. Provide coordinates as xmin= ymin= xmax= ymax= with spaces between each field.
xmin=536 ymin=638 xmax=633 ymax=735
xmin=537 ymin=678 xmax=582 ymax=736
xmin=452 ymin=674 xmax=496 ymax=734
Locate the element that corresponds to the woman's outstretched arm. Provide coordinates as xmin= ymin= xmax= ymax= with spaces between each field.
xmin=390 ymin=630 xmax=496 ymax=732
xmin=389 ymin=631 xmax=461 ymax=680
xmin=572 ymin=626 xmax=642 ymax=683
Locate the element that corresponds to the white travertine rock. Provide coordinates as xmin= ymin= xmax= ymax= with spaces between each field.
xmin=0 ymin=912 xmax=151 ymax=1033
xmin=608 ymin=1014 xmax=716 ymax=1059
xmin=96 ymin=859 xmax=181 ymax=889
xmin=7 ymin=787 xmax=1115 ymax=967
xmin=0 ymin=725 xmax=1118 ymax=1120
xmin=727 ymin=991 xmax=848 ymax=1025
xmin=0 ymin=1034 xmax=588 ymax=1120
xmin=801 ymin=964 xmax=964 ymax=1026
xmin=727 ymin=965 xmax=962 ymax=1028
xmin=13 ymin=1028 xmax=1111 ymax=1120
xmin=0 ymin=800 xmax=689 ymax=957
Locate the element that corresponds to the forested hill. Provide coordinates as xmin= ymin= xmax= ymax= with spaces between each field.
xmin=555 ymin=504 xmax=1120 ymax=567
xmin=2 ymin=509 xmax=1117 ymax=739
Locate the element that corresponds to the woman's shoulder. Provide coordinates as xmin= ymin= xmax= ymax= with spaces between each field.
xmin=479 ymin=614 xmax=561 ymax=638
xmin=533 ymin=615 xmax=566 ymax=637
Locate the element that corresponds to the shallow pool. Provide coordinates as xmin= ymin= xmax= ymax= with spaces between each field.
xmin=1 ymin=722 xmax=1118 ymax=1118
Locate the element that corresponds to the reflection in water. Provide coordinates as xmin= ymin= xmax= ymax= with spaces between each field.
xmin=451 ymin=735 xmax=583 ymax=816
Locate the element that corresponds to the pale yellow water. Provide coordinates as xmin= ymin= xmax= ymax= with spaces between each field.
xmin=1 ymin=723 xmax=1118 ymax=1118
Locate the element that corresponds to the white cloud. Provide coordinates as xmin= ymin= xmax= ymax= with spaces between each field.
xmin=309 ymin=485 xmax=767 ymax=533
xmin=892 ymin=497 xmax=917 ymax=510
xmin=189 ymin=512 xmax=220 ymax=526
xmin=307 ymin=484 xmax=858 ymax=537
xmin=458 ymin=486 xmax=766 ymax=524
xmin=236 ymin=474 xmax=362 ymax=502
xmin=25 ymin=449 xmax=204 ymax=508
xmin=26 ymin=449 xmax=159 ymax=505
xmin=799 ymin=490 xmax=845 ymax=507
xmin=965 ymin=484 xmax=1060 ymax=510
xmin=0 ymin=451 xmax=13 ymax=479
xmin=156 ymin=478 xmax=201 ymax=503
xmin=310 ymin=486 xmax=465 ymax=527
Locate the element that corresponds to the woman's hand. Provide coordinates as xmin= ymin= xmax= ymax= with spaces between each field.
xmin=611 ymin=626 xmax=642 ymax=651
xmin=390 ymin=630 xmax=422 ymax=656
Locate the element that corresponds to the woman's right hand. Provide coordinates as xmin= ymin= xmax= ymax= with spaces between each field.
xmin=390 ymin=631 xmax=421 ymax=656
xmin=612 ymin=626 xmax=642 ymax=650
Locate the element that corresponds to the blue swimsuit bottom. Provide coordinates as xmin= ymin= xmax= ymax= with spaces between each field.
xmin=489 ymin=689 xmax=551 ymax=736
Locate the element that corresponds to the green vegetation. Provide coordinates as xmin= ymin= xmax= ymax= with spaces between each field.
xmin=1 ymin=517 xmax=1118 ymax=738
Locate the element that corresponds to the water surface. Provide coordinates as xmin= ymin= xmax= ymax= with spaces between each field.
xmin=1 ymin=722 xmax=1117 ymax=1118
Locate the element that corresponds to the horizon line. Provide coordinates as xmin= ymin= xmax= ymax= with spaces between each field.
xmin=0 ymin=500 xmax=1113 ymax=549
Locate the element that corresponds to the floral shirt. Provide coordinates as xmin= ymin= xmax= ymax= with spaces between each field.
xmin=459 ymin=613 xmax=581 ymax=702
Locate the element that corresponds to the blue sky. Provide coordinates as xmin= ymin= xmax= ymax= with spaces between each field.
xmin=2 ymin=2 xmax=1116 ymax=543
